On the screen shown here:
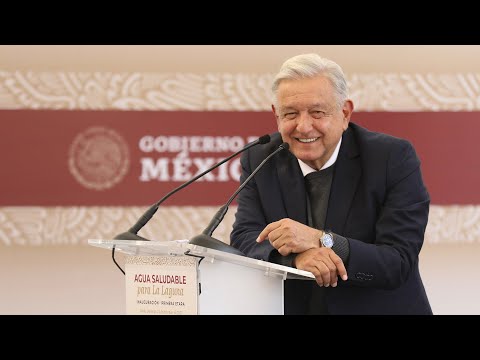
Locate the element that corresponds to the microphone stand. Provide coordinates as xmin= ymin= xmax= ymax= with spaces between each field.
xmin=111 ymin=135 xmax=272 ymax=274
xmin=113 ymin=135 xmax=271 ymax=241
xmin=189 ymin=143 xmax=289 ymax=256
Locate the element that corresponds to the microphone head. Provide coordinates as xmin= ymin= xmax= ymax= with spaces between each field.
xmin=258 ymin=134 xmax=271 ymax=144
xmin=113 ymin=231 xmax=150 ymax=241
xmin=189 ymin=234 xmax=245 ymax=256
xmin=280 ymin=142 xmax=290 ymax=151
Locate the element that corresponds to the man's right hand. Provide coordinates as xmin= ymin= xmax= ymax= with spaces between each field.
xmin=293 ymin=248 xmax=348 ymax=287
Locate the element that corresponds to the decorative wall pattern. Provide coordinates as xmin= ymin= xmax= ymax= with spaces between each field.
xmin=0 ymin=206 xmax=236 ymax=246
xmin=1 ymin=71 xmax=480 ymax=111
xmin=1 ymin=71 xmax=478 ymax=246
xmin=125 ymin=255 xmax=197 ymax=266
xmin=0 ymin=205 xmax=477 ymax=246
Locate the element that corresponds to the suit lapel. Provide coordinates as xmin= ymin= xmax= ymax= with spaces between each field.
xmin=276 ymin=151 xmax=307 ymax=223
xmin=325 ymin=127 xmax=361 ymax=234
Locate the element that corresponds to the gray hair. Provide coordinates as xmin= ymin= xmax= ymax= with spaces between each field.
xmin=271 ymin=53 xmax=348 ymax=108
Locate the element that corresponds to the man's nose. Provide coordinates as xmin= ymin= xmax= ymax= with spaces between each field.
xmin=296 ymin=113 xmax=314 ymax=132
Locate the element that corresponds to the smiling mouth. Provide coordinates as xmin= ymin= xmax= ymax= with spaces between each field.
xmin=296 ymin=137 xmax=319 ymax=143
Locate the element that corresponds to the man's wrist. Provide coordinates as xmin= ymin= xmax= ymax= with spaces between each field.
xmin=320 ymin=230 xmax=334 ymax=248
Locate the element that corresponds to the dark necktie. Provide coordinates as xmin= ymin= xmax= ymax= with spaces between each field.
xmin=303 ymin=165 xmax=334 ymax=315
xmin=304 ymin=166 xmax=334 ymax=230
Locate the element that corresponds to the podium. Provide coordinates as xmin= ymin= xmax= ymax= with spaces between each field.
xmin=88 ymin=239 xmax=314 ymax=315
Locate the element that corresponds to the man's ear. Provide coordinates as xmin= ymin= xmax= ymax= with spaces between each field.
xmin=272 ymin=104 xmax=281 ymax=130
xmin=342 ymin=100 xmax=354 ymax=131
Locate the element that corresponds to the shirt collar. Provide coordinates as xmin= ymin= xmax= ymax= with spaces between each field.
xmin=298 ymin=137 xmax=342 ymax=177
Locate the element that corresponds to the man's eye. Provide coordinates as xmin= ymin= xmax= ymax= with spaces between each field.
xmin=311 ymin=111 xmax=326 ymax=119
xmin=284 ymin=113 xmax=297 ymax=120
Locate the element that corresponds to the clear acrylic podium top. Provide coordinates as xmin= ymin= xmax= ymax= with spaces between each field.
xmin=88 ymin=239 xmax=315 ymax=281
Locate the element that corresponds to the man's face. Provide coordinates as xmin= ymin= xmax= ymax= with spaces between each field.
xmin=273 ymin=75 xmax=353 ymax=170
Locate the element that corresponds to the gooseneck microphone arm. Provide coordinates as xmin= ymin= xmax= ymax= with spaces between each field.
xmin=189 ymin=142 xmax=290 ymax=256
xmin=202 ymin=142 xmax=290 ymax=237
xmin=113 ymin=134 xmax=271 ymax=240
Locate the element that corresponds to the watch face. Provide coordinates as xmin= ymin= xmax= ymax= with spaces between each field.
xmin=322 ymin=233 xmax=334 ymax=248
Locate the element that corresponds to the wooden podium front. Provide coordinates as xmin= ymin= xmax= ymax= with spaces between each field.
xmin=88 ymin=239 xmax=314 ymax=315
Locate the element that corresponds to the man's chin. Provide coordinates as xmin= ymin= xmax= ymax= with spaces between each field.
xmin=293 ymin=150 xmax=322 ymax=160
xmin=293 ymin=150 xmax=324 ymax=166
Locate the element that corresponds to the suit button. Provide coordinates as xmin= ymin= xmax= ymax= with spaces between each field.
xmin=355 ymin=272 xmax=365 ymax=280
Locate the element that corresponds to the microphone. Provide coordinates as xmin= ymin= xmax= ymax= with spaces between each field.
xmin=113 ymin=134 xmax=271 ymax=241
xmin=189 ymin=142 xmax=290 ymax=256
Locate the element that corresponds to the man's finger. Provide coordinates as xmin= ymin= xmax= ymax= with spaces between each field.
xmin=330 ymin=252 xmax=348 ymax=281
xmin=256 ymin=220 xmax=282 ymax=243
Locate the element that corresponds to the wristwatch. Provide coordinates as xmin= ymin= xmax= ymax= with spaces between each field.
xmin=320 ymin=231 xmax=334 ymax=248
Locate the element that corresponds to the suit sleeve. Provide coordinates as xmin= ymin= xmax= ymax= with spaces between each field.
xmin=343 ymin=140 xmax=430 ymax=290
xmin=230 ymin=149 xmax=279 ymax=262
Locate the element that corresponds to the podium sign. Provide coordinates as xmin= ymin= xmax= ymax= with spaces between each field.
xmin=89 ymin=239 xmax=315 ymax=315
xmin=125 ymin=256 xmax=198 ymax=315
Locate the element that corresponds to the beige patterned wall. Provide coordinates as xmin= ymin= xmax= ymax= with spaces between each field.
xmin=0 ymin=206 xmax=236 ymax=246
xmin=1 ymin=71 xmax=480 ymax=111
xmin=1 ymin=205 xmax=478 ymax=247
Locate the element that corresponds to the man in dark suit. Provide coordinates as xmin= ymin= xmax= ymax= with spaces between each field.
xmin=230 ymin=53 xmax=432 ymax=314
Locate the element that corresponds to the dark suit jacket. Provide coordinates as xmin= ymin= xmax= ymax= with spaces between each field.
xmin=231 ymin=122 xmax=432 ymax=315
